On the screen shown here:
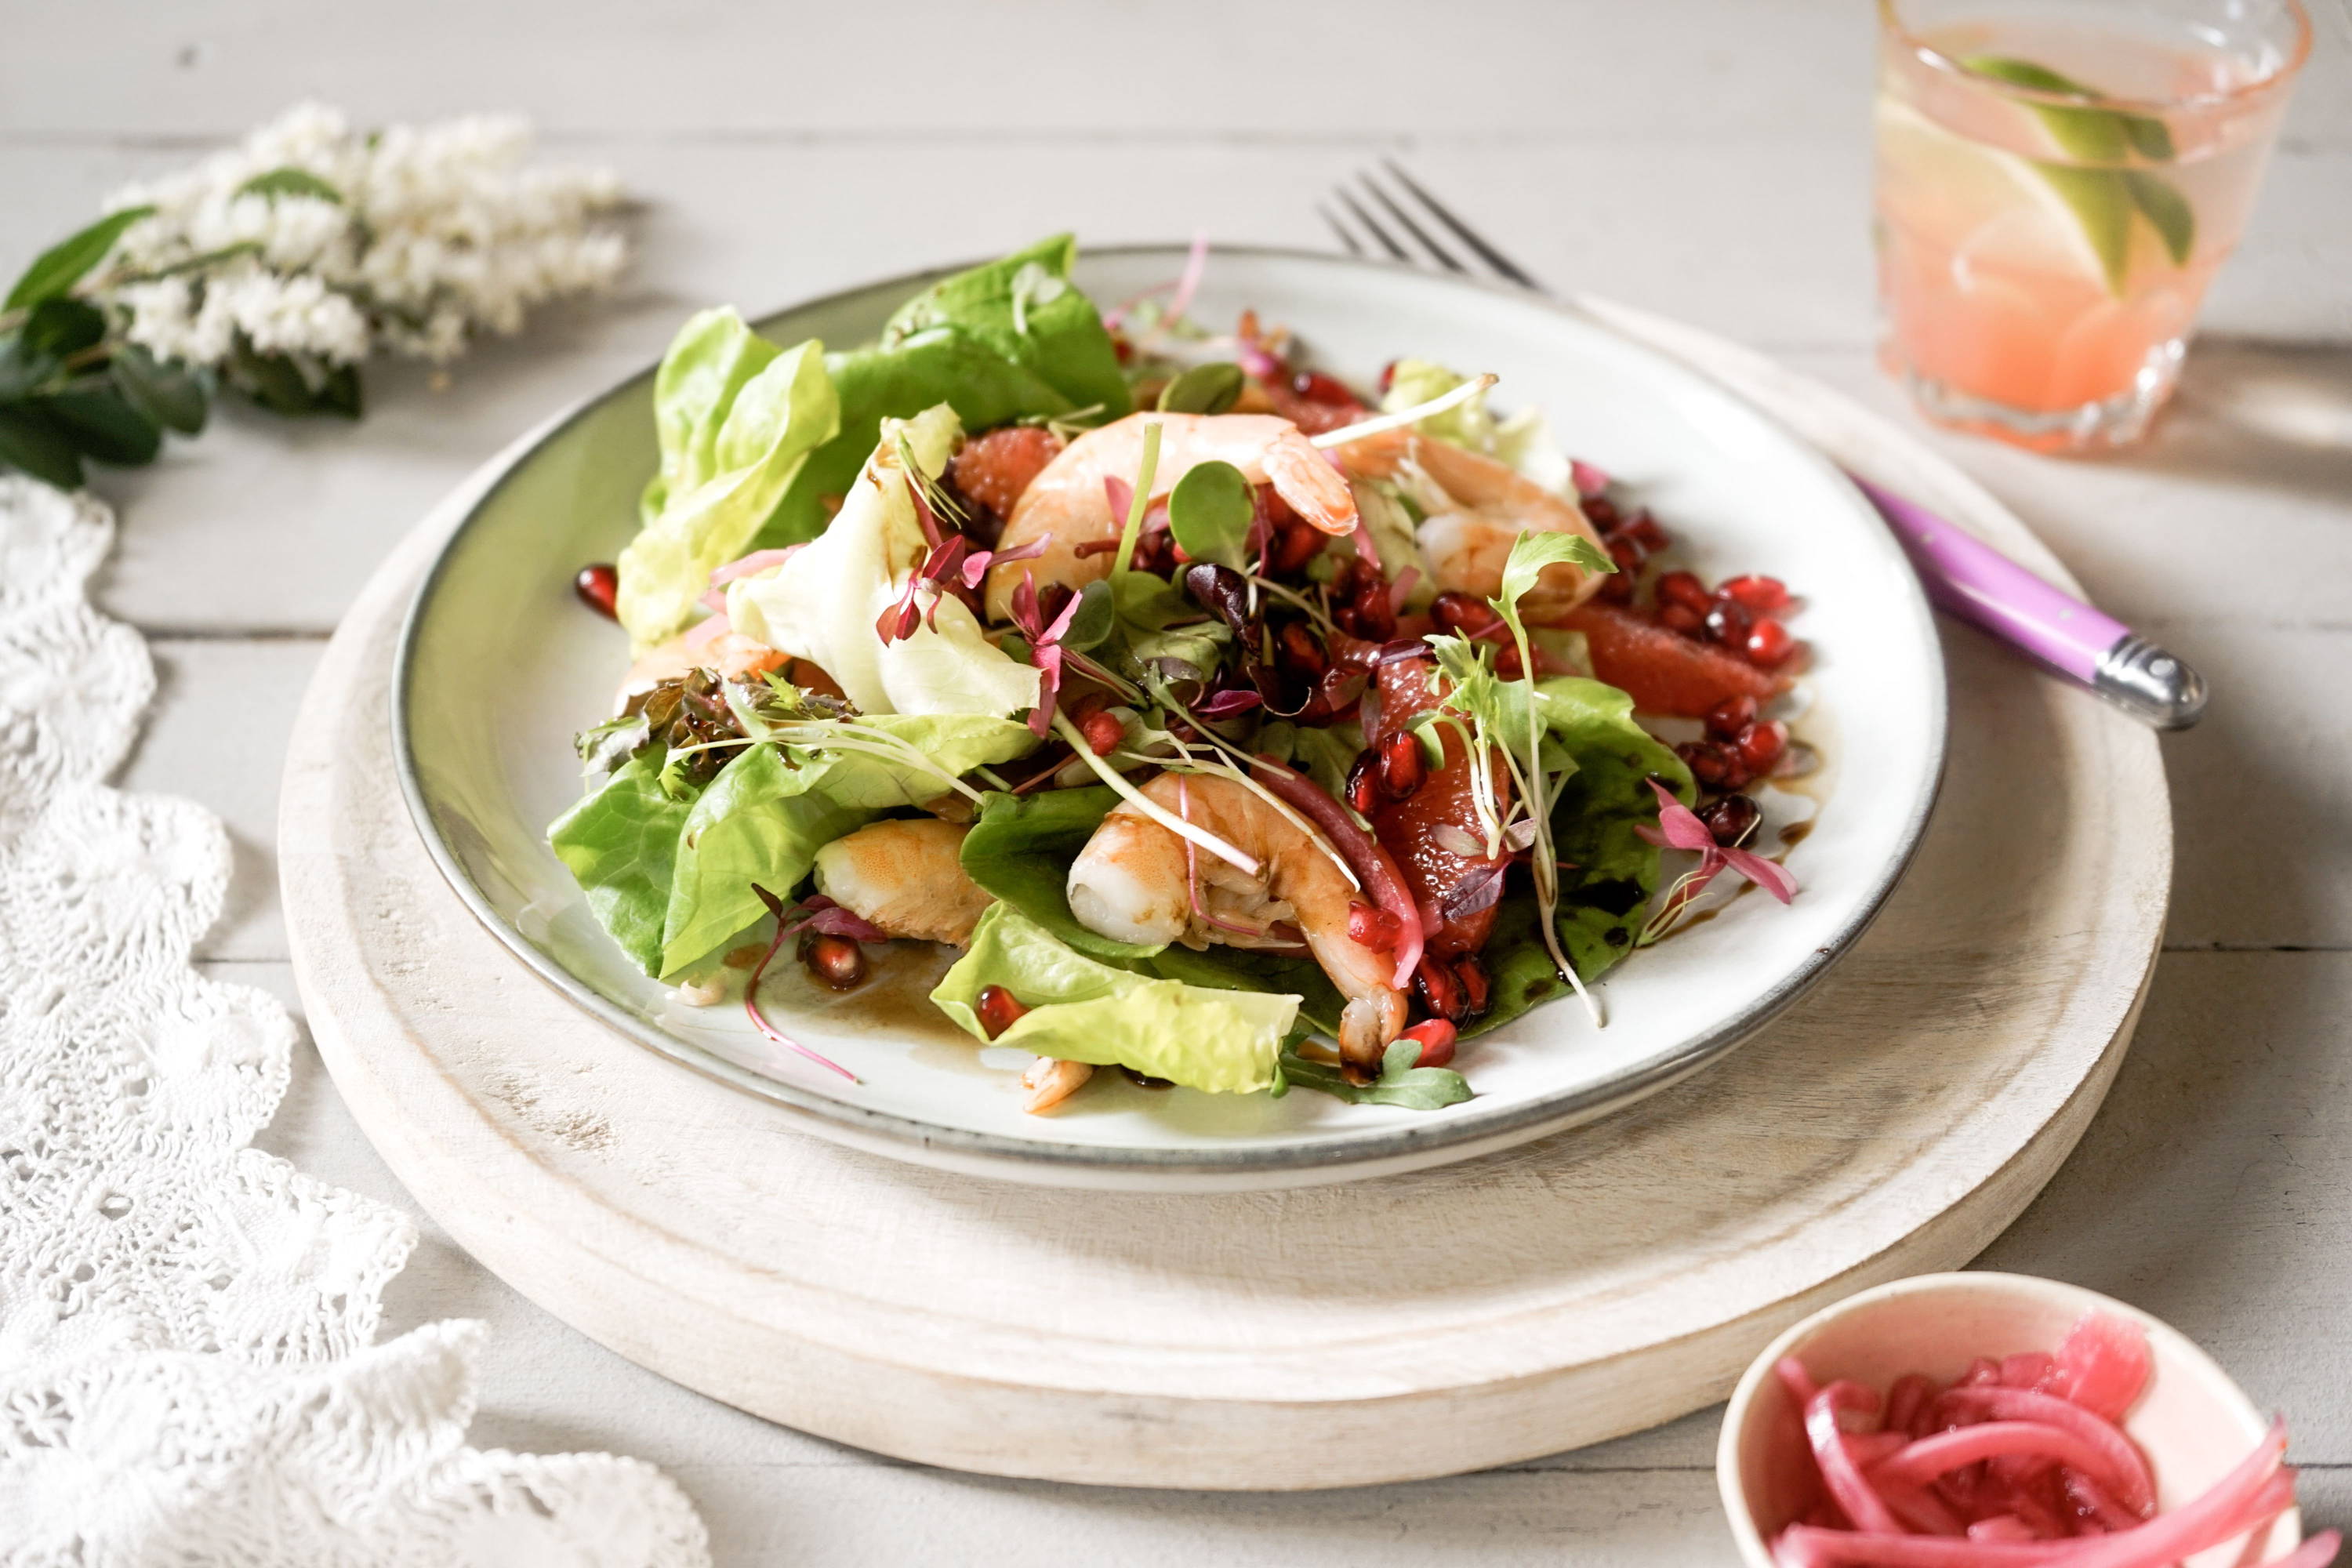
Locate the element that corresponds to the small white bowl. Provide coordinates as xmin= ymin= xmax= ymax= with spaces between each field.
xmin=1717 ymin=1272 xmax=2301 ymax=1567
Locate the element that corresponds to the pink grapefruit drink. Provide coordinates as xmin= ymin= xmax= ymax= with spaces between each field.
xmin=1875 ymin=0 xmax=2309 ymax=452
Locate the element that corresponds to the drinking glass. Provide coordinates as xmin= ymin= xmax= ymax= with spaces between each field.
xmin=1875 ymin=0 xmax=2310 ymax=452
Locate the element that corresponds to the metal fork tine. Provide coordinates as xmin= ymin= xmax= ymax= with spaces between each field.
xmin=1334 ymin=187 xmax=1410 ymax=263
xmin=1318 ymin=204 xmax=1365 ymax=257
xmin=1360 ymin=173 xmax=1467 ymax=274
xmin=1378 ymin=158 xmax=1545 ymax=292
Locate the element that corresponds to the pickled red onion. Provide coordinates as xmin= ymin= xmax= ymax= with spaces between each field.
xmin=1249 ymin=753 xmax=1422 ymax=990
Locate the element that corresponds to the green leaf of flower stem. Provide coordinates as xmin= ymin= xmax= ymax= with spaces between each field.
xmin=40 ymin=387 xmax=161 ymax=466
xmin=2125 ymin=171 xmax=2196 ymax=266
xmin=3 ymin=206 xmax=153 ymax=312
xmin=1156 ymin=361 xmax=1245 ymax=416
xmin=0 ymin=336 xmax=63 ymax=401
xmin=111 ymin=343 xmax=210 ymax=434
xmin=1166 ymin=459 xmax=1254 ymax=569
xmin=0 ymin=403 xmax=87 ymax=488
xmin=236 ymin=166 xmax=346 ymax=204
xmin=21 ymin=298 xmax=106 ymax=359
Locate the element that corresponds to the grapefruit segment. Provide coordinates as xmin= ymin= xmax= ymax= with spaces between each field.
xmin=1558 ymin=602 xmax=1784 ymax=717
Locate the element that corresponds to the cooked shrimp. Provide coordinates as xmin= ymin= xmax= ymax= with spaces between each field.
xmin=813 ymin=818 xmax=994 ymax=946
xmin=1021 ymin=1057 xmax=1094 ymax=1113
xmin=1065 ymin=771 xmax=1406 ymax=1069
xmin=1335 ymin=433 xmax=1607 ymax=620
xmin=981 ymin=412 xmax=1359 ymax=620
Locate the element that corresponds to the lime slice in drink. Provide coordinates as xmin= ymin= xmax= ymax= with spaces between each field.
xmin=1876 ymin=96 xmax=2134 ymax=293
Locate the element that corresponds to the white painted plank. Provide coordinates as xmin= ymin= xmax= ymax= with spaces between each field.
xmin=5 ymin=0 xmax=2347 ymax=147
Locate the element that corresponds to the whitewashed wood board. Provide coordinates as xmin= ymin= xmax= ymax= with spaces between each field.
xmin=280 ymin=305 xmax=2171 ymax=1489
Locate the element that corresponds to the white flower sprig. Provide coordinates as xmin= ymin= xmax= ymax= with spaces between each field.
xmin=0 ymin=101 xmax=627 ymax=489
xmin=103 ymin=100 xmax=627 ymax=376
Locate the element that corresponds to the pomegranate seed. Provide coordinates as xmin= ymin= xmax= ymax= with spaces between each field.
xmin=1745 ymin=618 xmax=1796 ymax=667
xmin=1080 ymin=710 xmax=1125 ymax=756
xmin=1414 ymin=956 xmax=1466 ymax=1023
xmin=1348 ymin=901 xmax=1401 ymax=951
xmin=1377 ymin=360 xmax=1399 ymax=394
xmin=1657 ymin=570 xmax=1711 ymax=614
xmin=1276 ymin=620 xmax=1327 ymax=679
xmin=1597 ymin=568 xmax=1637 ymax=604
xmin=1584 ymin=496 xmax=1621 ymax=530
xmin=1269 ymin=517 xmax=1323 ymax=575
xmin=800 ymin=931 xmax=868 ymax=990
xmin=1677 ymin=740 xmax=1733 ymax=789
xmin=1704 ymin=599 xmax=1752 ymax=648
xmin=1494 ymin=644 xmax=1526 ymax=680
xmin=1292 ymin=368 xmax=1356 ymax=406
xmin=1699 ymin=793 xmax=1762 ymax=847
xmin=1734 ymin=720 xmax=1788 ymax=775
xmin=1606 ymin=537 xmax=1646 ymax=575
xmin=1398 ymin=1018 xmax=1457 ymax=1069
xmin=1345 ymin=750 xmax=1380 ymax=818
xmin=1658 ymin=601 xmax=1704 ymax=637
xmin=1719 ymin=574 xmax=1790 ymax=613
xmin=1624 ymin=512 xmax=1671 ymax=554
xmin=1431 ymin=590 xmax=1501 ymax=637
xmin=1036 ymin=581 xmax=1075 ymax=628
xmin=1377 ymin=729 xmax=1427 ymax=800
xmin=1451 ymin=953 xmax=1490 ymax=1015
xmin=975 ymin=984 xmax=1029 ymax=1039
xmin=1704 ymin=695 xmax=1757 ymax=740
xmin=573 ymin=563 xmax=619 ymax=619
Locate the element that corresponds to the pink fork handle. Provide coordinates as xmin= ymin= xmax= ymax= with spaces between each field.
xmin=1853 ymin=477 xmax=2206 ymax=730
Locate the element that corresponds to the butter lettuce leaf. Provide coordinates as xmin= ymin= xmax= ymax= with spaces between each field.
xmin=619 ymin=311 xmax=838 ymax=647
xmin=756 ymin=236 xmax=1133 ymax=549
xmin=547 ymin=747 xmax=695 ymax=975
xmin=932 ymin=904 xmax=1296 ymax=1094
xmin=727 ymin=404 xmax=1041 ymax=720
xmin=657 ymin=713 xmax=1039 ymax=976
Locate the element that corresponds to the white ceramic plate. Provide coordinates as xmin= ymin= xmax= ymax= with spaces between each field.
xmin=394 ymin=245 xmax=1945 ymax=1189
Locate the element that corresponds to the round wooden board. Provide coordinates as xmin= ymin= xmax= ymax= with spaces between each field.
xmin=281 ymin=301 xmax=2170 ymax=1490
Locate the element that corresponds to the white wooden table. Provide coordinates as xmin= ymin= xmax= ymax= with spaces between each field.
xmin=12 ymin=3 xmax=2350 ymax=1560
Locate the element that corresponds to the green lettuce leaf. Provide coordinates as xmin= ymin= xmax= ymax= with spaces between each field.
xmin=660 ymin=741 xmax=868 ymax=976
xmin=726 ymin=404 xmax=1042 ymax=719
xmin=755 ymin=236 xmax=1133 ymax=549
xmin=658 ymin=713 xmax=1039 ymax=976
xmin=880 ymin=234 xmax=1134 ymax=415
xmin=618 ymin=311 xmax=839 ymax=647
xmin=960 ymin=786 xmax=1163 ymax=961
xmin=932 ymin=904 xmax=1297 ymax=1094
xmin=547 ymin=747 xmax=695 ymax=975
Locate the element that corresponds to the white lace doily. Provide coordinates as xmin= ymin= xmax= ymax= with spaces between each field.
xmin=0 ymin=477 xmax=711 ymax=1566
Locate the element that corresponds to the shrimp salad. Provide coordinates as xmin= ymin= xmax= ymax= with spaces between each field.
xmin=552 ymin=236 xmax=1809 ymax=1115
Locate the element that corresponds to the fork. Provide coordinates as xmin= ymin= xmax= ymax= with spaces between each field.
xmin=1321 ymin=162 xmax=2208 ymax=731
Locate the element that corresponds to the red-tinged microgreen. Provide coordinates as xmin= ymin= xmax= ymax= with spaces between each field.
xmin=1111 ymin=419 xmax=1163 ymax=576
xmin=1635 ymin=777 xmax=1796 ymax=944
xmin=877 ymin=532 xmax=1052 ymax=647
xmin=1309 ymin=372 xmax=1497 ymax=452
xmin=742 ymin=884 xmax=862 ymax=1083
xmin=1570 ymin=459 xmax=1612 ymax=499
xmin=1008 ymin=570 xmax=1087 ymax=736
